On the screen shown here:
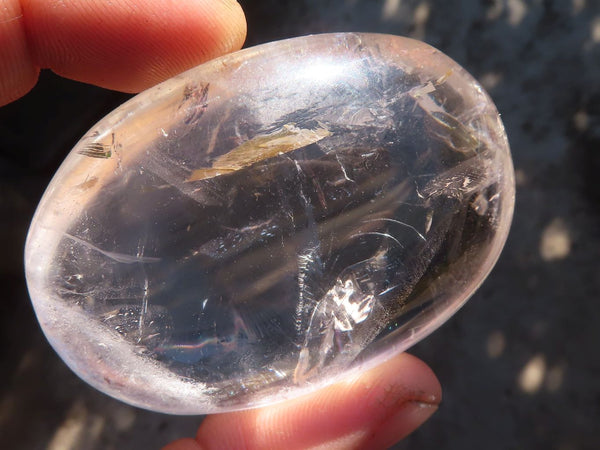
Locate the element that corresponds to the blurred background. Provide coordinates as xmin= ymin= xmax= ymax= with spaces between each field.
xmin=1 ymin=0 xmax=599 ymax=448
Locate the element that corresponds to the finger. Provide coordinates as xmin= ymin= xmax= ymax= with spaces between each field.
xmin=0 ymin=1 xmax=39 ymax=105
xmin=1 ymin=0 xmax=246 ymax=106
xmin=22 ymin=0 xmax=247 ymax=91
xmin=189 ymin=353 xmax=441 ymax=450
xmin=163 ymin=438 xmax=202 ymax=450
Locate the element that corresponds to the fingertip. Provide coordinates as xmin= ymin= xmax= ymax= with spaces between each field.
xmin=364 ymin=401 xmax=439 ymax=450
xmin=162 ymin=437 xmax=203 ymax=450
xmin=356 ymin=353 xmax=441 ymax=448
xmin=0 ymin=1 xmax=39 ymax=106
xmin=218 ymin=0 xmax=248 ymax=51
xmin=22 ymin=0 xmax=247 ymax=93
xmin=376 ymin=352 xmax=442 ymax=406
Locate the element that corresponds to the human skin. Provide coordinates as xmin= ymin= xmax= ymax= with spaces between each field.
xmin=165 ymin=353 xmax=441 ymax=450
xmin=1 ymin=1 xmax=442 ymax=448
xmin=0 ymin=0 xmax=247 ymax=105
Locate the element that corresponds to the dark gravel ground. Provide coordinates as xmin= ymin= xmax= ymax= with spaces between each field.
xmin=1 ymin=1 xmax=599 ymax=449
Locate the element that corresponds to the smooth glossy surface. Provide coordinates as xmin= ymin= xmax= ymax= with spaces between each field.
xmin=25 ymin=33 xmax=514 ymax=414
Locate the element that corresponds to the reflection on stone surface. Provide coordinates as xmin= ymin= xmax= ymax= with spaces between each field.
xmin=25 ymin=33 xmax=514 ymax=414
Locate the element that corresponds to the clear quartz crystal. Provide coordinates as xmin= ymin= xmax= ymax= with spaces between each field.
xmin=25 ymin=33 xmax=515 ymax=414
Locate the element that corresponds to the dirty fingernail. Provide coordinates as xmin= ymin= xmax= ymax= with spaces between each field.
xmin=364 ymin=400 xmax=439 ymax=449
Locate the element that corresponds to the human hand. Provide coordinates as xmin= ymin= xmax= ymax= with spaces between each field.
xmin=2 ymin=1 xmax=441 ymax=448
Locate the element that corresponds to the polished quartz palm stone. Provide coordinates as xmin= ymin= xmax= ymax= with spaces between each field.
xmin=25 ymin=33 xmax=515 ymax=414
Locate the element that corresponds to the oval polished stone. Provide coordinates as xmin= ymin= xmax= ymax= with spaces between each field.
xmin=25 ymin=33 xmax=515 ymax=414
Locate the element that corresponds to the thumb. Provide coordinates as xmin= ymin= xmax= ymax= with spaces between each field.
xmin=164 ymin=353 xmax=441 ymax=450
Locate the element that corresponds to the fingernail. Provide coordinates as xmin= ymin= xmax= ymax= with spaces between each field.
xmin=366 ymin=400 xmax=439 ymax=449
